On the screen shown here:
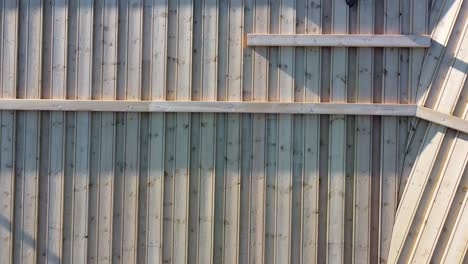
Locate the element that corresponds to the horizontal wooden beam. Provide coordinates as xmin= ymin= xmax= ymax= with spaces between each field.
xmin=2 ymin=100 xmax=468 ymax=133
xmin=0 ymin=99 xmax=416 ymax=115
xmin=416 ymin=107 xmax=468 ymax=134
xmin=246 ymin=34 xmax=431 ymax=47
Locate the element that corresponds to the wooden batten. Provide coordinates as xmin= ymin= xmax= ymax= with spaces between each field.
xmin=246 ymin=34 xmax=431 ymax=47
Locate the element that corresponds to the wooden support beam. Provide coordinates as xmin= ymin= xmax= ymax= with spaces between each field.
xmin=2 ymin=99 xmax=468 ymax=134
xmin=0 ymin=99 xmax=416 ymax=115
xmin=416 ymin=107 xmax=468 ymax=134
xmin=246 ymin=34 xmax=431 ymax=47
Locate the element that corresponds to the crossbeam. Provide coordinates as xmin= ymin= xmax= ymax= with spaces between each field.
xmin=0 ymin=99 xmax=415 ymax=115
xmin=0 ymin=99 xmax=467 ymax=134
xmin=246 ymin=34 xmax=431 ymax=47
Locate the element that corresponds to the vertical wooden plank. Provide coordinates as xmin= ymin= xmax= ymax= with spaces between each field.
xmin=250 ymin=0 xmax=268 ymax=262
xmin=328 ymin=0 xmax=347 ymax=263
xmin=197 ymin=0 xmax=217 ymax=263
xmin=0 ymin=0 xmax=17 ymax=262
xmin=265 ymin=114 xmax=278 ymax=264
xmin=353 ymin=0 xmax=373 ymax=263
xmin=276 ymin=0 xmax=294 ymax=263
xmin=40 ymin=0 xmax=67 ymax=262
xmin=15 ymin=0 xmax=42 ymax=262
xmin=239 ymin=115 xmax=252 ymax=263
xmin=161 ymin=0 xmax=178 ymax=262
xmin=146 ymin=0 xmax=167 ymax=263
xmin=239 ymin=0 xmax=253 ymax=261
xmin=119 ymin=0 xmax=143 ymax=262
xmin=380 ymin=0 xmax=400 ymax=262
xmin=93 ymin=0 xmax=118 ymax=262
xmin=291 ymin=1 xmax=305 ymax=262
xmin=171 ymin=1 xmax=192 ymax=263
xmin=223 ymin=0 xmax=242 ymax=262
xmin=67 ymin=0 xmax=94 ymax=262
xmin=302 ymin=0 xmax=321 ymax=262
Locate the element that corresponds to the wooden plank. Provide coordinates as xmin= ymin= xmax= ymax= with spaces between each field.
xmin=40 ymin=0 xmax=67 ymax=262
xmin=14 ymin=0 xmax=42 ymax=262
xmin=415 ymin=0 xmax=464 ymax=106
xmin=0 ymin=100 xmax=417 ymax=115
xmin=409 ymin=133 xmax=468 ymax=263
xmin=93 ymin=0 xmax=118 ymax=262
xmin=117 ymin=0 xmax=143 ymax=263
xmin=247 ymin=34 xmax=431 ymax=47
xmin=416 ymin=107 xmax=468 ymax=135
xmin=275 ymin=1 xmax=294 ymax=262
xmin=172 ymin=1 xmax=192 ymax=263
xmin=67 ymin=0 xmax=94 ymax=262
xmin=0 ymin=0 xmax=17 ymax=262
xmin=380 ymin=0 xmax=401 ymax=261
xmin=327 ymin=0 xmax=348 ymax=262
xmin=440 ymin=185 xmax=468 ymax=263
xmin=249 ymin=0 xmax=268 ymax=262
xmin=197 ymin=0 xmax=217 ymax=262
xmin=223 ymin=0 xmax=242 ymax=262
xmin=146 ymin=0 xmax=167 ymax=263
xmin=353 ymin=0 xmax=373 ymax=262
xmin=301 ymin=0 xmax=321 ymax=262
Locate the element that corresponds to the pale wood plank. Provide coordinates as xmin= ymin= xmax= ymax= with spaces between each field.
xmin=118 ymin=0 xmax=143 ymax=263
xmin=276 ymin=0 xmax=294 ymax=262
xmin=380 ymin=1 xmax=401 ymax=262
xmin=223 ymin=0 xmax=243 ymax=262
xmin=0 ymin=0 xmax=17 ymax=262
xmin=441 ymin=190 xmax=468 ymax=263
xmin=301 ymin=0 xmax=321 ymax=262
xmin=94 ymin=0 xmax=118 ymax=262
xmin=0 ymin=100 xmax=417 ymax=116
xmin=352 ymin=0 xmax=373 ymax=262
xmin=197 ymin=0 xmax=218 ymax=262
xmin=247 ymin=34 xmax=431 ymax=47
xmin=146 ymin=0 xmax=167 ymax=263
xmin=249 ymin=0 xmax=268 ymax=262
xmin=40 ymin=0 xmax=67 ymax=262
xmin=67 ymin=0 xmax=94 ymax=262
xmin=415 ymin=0 xmax=464 ymax=106
xmin=172 ymin=1 xmax=193 ymax=263
xmin=410 ymin=133 xmax=468 ymax=263
xmin=327 ymin=0 xmax=348 ymax=262
xmin=14 ymin=0 xmax=42 ymax=262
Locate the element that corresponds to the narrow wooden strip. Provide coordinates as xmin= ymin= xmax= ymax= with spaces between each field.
xmin=247 ymin=34 xmax=431 ymax=47
xmin=416 ymin=107 xmax=468 ymax=135
xmin=0 ymin=100 xmax=417 ymax=115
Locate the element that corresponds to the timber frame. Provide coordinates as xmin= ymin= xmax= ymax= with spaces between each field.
xmin=0 ymin=99 xmax=466 ymax=134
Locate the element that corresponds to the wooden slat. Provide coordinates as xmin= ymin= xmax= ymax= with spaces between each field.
xmin=0 ymin=0 xmax=17 ymax=262
xmin=14 ymin=0 xmax=42 ymax=262
xmin=40 ymin=0 xmax=67 ymax=261
xmin=172 ymin=1 xmax=192 ymax=263
xmin=0 ymin=100 xmax=416 ymax=114
xmin=249 ymin=0 xmax=268 ymax=263
xmin=247 ymin=34 xmax=431 ymax=47
xmin=223 ymin=0 xmax=243 ymax=262
xmin=301 ymin=0 xmax=321 ymax=262
xmin=146 ymin=0 xmax=167 ymax=263
xmin=275 ymin=1 xmax=294 ymax=262
xmin=353 ymin=0 xmax=373 ymax=262
xmin=327 ymin=0 xmax=348 ymax=262
xmin=380 ymin=0 xmax=401 ymax=261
